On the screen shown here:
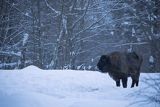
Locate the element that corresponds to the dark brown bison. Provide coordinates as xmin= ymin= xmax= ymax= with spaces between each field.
xmin=97 ymin=51 xmax=143 ymax=88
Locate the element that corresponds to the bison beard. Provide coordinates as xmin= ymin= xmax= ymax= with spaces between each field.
xmin=97 ymin=51 xmax=143 ymax=88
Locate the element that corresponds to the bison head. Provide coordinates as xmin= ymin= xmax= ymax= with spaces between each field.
xmin=97 ymin=55 xmax=110 ymax=73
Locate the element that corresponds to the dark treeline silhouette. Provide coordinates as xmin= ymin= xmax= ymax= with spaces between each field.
xmin=0 ymin=0 xmax=160 ymax=72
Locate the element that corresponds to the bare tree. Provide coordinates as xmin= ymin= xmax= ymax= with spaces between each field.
xmin=0 ymin=0 xmax=160 ymax=70
xmin=0 ymin=0 xmax=31 ymax=69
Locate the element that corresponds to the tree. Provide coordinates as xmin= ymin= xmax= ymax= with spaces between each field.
xmin=0 ymin=0 xmax=160 ymax=71
xmin=110 ymin=0 xmax=160 ymax=72
xmin=0 ymin=0 xmax=30 ymax=69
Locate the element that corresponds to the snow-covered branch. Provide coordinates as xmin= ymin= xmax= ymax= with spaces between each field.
xmin=44 ymin=0 xmax=61 ymax=15
xmin=4 ymin=0 xmax=33 ymax=19
xmin=70 ymin=0 xmax=90 ymax=29
xmin=75 ymin=0 xmax=145 ymax=36
xmin=75 ymin=14 xmax=107 ymax=36
xmin=113 ymin=42 xmax=149 ymax=47
xmin=0 ymin=51 xmax=21 ymax=57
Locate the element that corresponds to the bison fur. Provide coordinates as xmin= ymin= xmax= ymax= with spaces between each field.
xmin=97 ymin=51 xmax=143 ymax=88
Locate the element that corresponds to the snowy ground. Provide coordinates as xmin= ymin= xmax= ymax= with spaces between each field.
xmin=0 ymin=65 xmax=157 ymax=107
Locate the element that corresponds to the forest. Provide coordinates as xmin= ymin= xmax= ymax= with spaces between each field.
xmin=0 ymin=0 xmax=160 ymax=72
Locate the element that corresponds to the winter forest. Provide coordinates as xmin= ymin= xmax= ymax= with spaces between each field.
xmin=0 ymin=0 xmax=160 ymax=72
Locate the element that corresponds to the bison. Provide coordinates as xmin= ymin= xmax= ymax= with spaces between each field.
xmin=97 ymin=51 xmax=143 ymax=88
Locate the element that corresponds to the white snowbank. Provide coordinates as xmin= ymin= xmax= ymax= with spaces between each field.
xmin=22 ymin=65 xmax=41 ymax=71
xmin=0 ymin=65 xmax=158 ymax=107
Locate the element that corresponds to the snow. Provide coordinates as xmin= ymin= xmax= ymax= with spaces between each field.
xmin=149 ymin=56 xmax=154 ymax=63
xmin=0 ymin=62 xmax=18 ymax=68
xmin=0 ymin=65 xmax=158 ymax=107
xmin=132 ymin=27 xmax=135 ymax=37
xmin=25 ymin=13 xmax=29 ymax=17
xmin=110 ymin=31 xmax=114 ymax=35
xmin=123 ymin=22 xmax=129 ymax=25
xmin=0 ymin=51 xmax=21 ymax=57
xmin=62 ymin=15 xmax=68 ymax=35
xmin=44 ymin=0 xmax=61 ymax=15
xmin=23 ymin=33 xmax=29 ymax=46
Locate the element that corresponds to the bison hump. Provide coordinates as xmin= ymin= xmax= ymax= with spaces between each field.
xmin=109 ymin=52 xmax=121 ymax=66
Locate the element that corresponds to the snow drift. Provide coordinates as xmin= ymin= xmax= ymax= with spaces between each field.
xmin=0 ymin=65 xmax=158 ymax=107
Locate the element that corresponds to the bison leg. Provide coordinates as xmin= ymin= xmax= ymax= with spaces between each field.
xmin=136 ymin=80 xmax=139 ymax=86
xmin=136 ymin=74 xmax=140 ymax=87
xmin=131 ymin=79 xmax=139 ymax=88
xmin=122 ymin=77 xmax=128 ymax=88
xmin=131 ymin=73 xmax=140 ymax=88
xmin=131 ymin=78 xmax=139 ymax=88
xmin=131 ymin=79 xmax=135 ymax=88
xmin=116 ymin=80 xmax=120 ymax=87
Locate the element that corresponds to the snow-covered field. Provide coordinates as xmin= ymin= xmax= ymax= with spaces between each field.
xmin=0 ymin=65 xmax=157 ymax=107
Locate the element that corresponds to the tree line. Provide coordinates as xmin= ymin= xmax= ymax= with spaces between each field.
xmin=0 ymin=0 xmax=160 ymax=72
